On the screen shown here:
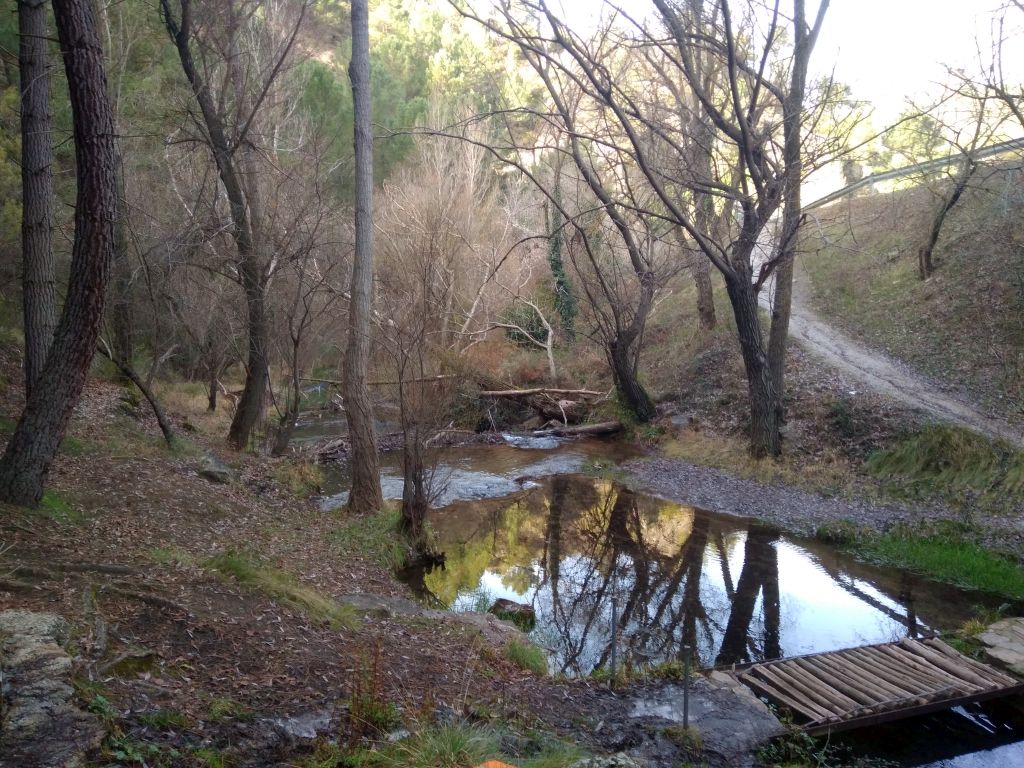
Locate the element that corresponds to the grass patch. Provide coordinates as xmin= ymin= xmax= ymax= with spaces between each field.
xmin=358 ymin=724 xmax=500 ymax=768
xmin=207 ymin=696 xmax=253 ymax=722
xmin=504 ymin=638 xmax=547 ymax=675
xmin=149 ymin=546 xmax=193 ymax=566
xmin=39 ymin=490 xmax=86 ymax=524
xmin=273 ymin=460 xmax=324 ymax=498
xmin=139 ymin=708 xmax=189 ymax=730
xmin=866 ymin=425 xmax=1024 ymax=509
xmin=60 ymin=435 xmax=95 ymax=456
xmin=204 ymin=550 xmax=358 ymax=630
xmin=659 ymin=428 xmax=857 ymax=497
xmin=855 ymin=524 xmax=1024 ymax=598
xmin=333 ymin=504 xmax=406 ymax=571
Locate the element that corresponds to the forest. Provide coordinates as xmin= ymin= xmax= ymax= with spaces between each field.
xmin=3 ymin=1 xmax=1024 ymax=767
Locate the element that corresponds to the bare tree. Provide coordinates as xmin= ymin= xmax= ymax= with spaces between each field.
xmin=18 ymin=0 xmax=57 ymax=396
xmin=455 ymin=0 xmax=834 ymax=455
xmin=160 ymin=0 xmax=309 ymax=449
xmin=344 ymin=0 xmax=383 ymax=514
xmin=0 ymin=0 xmax=118 ymax=505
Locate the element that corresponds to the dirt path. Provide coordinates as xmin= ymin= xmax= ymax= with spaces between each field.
xmin=762 ymin=271 xmax=1024 ymax=446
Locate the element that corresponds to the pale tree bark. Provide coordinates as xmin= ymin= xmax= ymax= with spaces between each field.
xmin=767 ymin=0 xmax=829 ymax=406
xmin=18 ymin=0 xmax=57 ymax=397
xmin=0 ymin=0 xmax=117 ymax=506
xmin=344 ymin=0 xmax=383 ymax=514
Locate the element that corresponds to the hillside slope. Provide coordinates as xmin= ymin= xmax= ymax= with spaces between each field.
xmin=799 ymin=163 xmax=1024 ymax=426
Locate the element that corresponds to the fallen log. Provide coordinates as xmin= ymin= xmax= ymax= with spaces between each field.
xmin=531 ymin=420 xmax=623 ymax=437
xmin=480 ymin=387 xmax=602 ymax=398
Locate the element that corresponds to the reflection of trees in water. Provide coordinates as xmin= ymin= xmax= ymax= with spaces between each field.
xmin=536 ymin=481 xmax=790 ymax=674
xmin=422 ymin=475 xmax=929 ymax=676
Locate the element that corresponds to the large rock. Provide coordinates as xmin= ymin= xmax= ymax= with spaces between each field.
xmin=0 ymin=610 xmax=104 ymax=767
xmin=488 ymin=598 xmax=536 ymax=630
xmin=977 ymin=617 xmax=1024 ymax=676
xmin=199 ymin=453 xmax=237 ymax=484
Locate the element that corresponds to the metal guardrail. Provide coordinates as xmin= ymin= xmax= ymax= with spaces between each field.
xmin=805 ymin=135 xmax=1024 ymax=211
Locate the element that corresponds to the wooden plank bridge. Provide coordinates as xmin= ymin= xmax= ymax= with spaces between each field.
xmin=732 ymin=637 xmax=1024 ymax=735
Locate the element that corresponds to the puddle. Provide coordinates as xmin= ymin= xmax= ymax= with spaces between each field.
xmin=412 ymin=474 xmax=1024 ymax=765
xmin=414 ymin=475 xmax=1007 ymax=675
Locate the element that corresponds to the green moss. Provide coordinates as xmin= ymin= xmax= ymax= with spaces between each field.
xmin=204 ymin=550 xmax=358 ymax=630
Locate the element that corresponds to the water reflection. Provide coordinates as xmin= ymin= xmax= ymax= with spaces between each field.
xmin=420 ymin=475 xmax=997 ymax=676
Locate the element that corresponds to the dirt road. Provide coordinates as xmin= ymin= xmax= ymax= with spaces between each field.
xmin=763 ymin=273 xmax=1024 ymax=446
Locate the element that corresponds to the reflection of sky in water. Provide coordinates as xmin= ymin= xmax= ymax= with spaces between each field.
xmin=429 ymin=477 xmax=993 ymax=678
xmin=451 ymin=532 xmax=912 ymax=674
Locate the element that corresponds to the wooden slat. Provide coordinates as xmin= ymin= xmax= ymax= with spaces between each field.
xmin=921 ymin=638 xmax=1018 ymax=685
xmin=740 ymin=672 xmax=833 ymax=724
xmin=854 ymin=646 xmax=968 ymax=693
xmin=748 ymin=666 xmax=839 ymax=721
xmin=874 ymin=643 xmax=974 ymax=690
xmin=730 ymin=635 xmax=1024 ymax=734
xmin=900 ymin=638 xmax=999 ymax=688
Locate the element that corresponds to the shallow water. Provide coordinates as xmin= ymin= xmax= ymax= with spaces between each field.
xmin=418 ymin=474 xmax=1002 ymax=675
xmin=315 ymin=433 xmax=639 ymax=510
xmin=300 ymin=416 xmax=1024 ymax=766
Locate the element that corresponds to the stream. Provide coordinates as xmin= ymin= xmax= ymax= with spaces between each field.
xmin=303 ymin=419 xmax=1024 ymax=767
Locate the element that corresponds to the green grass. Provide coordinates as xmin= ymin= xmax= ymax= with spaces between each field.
xmin=207 ymin=696 xmax=253 ymax=722
xmin=139 ymin=708 xmax=189 ymax=730
xmin=39 ymin=490 xmax=86 ymax=524
xmin=358 ymin=724 xmax=500 ymax=768
xmin=855 ymin=526 xmax=1024 ymax=598
xmin=204 ymin=550 xmax=358 ymax=630
xmin=504 ymin=638 xmax=548 ymax=675
xmin=333 ymin=505 xmax=406 ymax=571
xmin=866 ymin=425 xmax=1024 ymax=508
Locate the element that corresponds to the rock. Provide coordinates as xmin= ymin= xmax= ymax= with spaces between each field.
xmin=199 ymin=453 xmax=236 ymax=484
xmin=268 ymin=709 xmax=333 ymax=740
xmin=488 ymin=598 xmax=536 ymax=629
xmin=0 ymin=609 xmax=104 ymax=768
xmin=569 ymin=755 xmax=648 ymax=768
xmin=977 ymin=617 xmax=1024 ymax=675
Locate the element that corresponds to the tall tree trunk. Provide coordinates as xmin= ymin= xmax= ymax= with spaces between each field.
xmin=0 ymin=0 xmax=116 ymax=505
xmin=162 ymin=0 xmax=270 ymax=450
xmin=109 ymin=155 xmax=134 ymax=382
xmin=767 ymin=0 xmax=829 ymax=410
xmin=228 ymin=270 xmax=269 ymax=449
xmin=726 ymin=274 xmax=782 ymax=458
xmin=343 ymin=0 xmax=382 ymax=514
xmin=19 ymin=0 xmax=57 ymax=397
xmin=690 ymin=251 xmax=716 ymax=330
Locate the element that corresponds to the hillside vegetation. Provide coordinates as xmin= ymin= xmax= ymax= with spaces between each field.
xmin=800 ymin=163 xmax=1024 ymax=421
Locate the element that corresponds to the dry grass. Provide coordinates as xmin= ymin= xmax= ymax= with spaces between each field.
xmin=660 ymin=427 xmax=861 ymax=497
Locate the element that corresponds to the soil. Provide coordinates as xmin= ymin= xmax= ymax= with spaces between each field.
xmin=0 ymin=380 xmax=759 ymax=768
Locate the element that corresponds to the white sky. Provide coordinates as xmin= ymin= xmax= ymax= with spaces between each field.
xmin=549 ymin=0 xmax=1024 ymax=126
xmin=816 ymin=0 xmax=1023 ymax=124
